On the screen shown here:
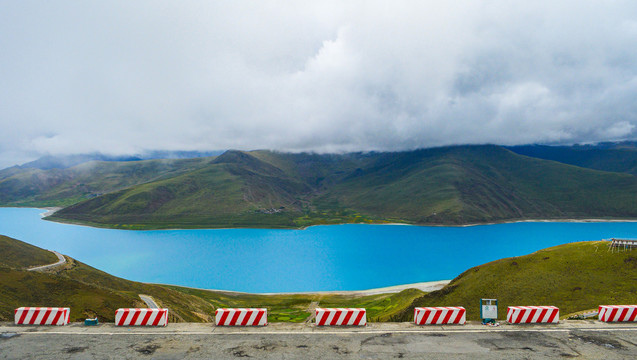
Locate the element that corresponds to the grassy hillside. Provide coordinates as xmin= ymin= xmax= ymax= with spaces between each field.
xmin=48 ymin=146 xmax=637 ymax=229
xmin=508 ymin=144 xmax=637 ymax=175
xmin=0 ymin=235 xmax=58 ymax=268
xmin=0 ymin=235 xmax=422 ymax=322
xmin=0 ymin=157 xmax=211 ymax=207
xmin=0 ymin=235 xmax=217 ymax=322
xmin=396 ymin=241 xmax=637 ymax=321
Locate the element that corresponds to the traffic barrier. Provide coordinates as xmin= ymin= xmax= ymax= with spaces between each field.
xmin=14 ymin=307 xmax=70 ymax=325
xmin=414 ymin=307 xmax=466 ymax=325
xmin=315 ymin=308 xmax=366 ymax=326
xmin=115 ymin=308 xmax=168 ymax=326
xmin=507 ymin=306 xmax=559 ymax=324
xmin=215 ymin=308 xmax=267 ymax=326
xmin=598 ymin=305 xmax=637 ymax=322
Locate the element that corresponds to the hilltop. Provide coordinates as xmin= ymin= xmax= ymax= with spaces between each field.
xmin=51 ymin=146 xmax=637 ymax=229
xmin=2 ymin=144 xmax=637 ymax=229
xmin=396 ymin=241 xmax=637 ymax=321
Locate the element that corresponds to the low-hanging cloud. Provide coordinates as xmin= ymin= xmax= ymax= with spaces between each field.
xmin=1 ymin=0 xmax=637 ymax=167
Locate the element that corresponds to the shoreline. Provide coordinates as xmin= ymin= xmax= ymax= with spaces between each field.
xmin=163 ymin=280 xmax=453 ymax=296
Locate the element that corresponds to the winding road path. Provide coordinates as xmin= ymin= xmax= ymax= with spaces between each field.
xmin=139 ymin=295 xmax=159 ymax=309
xmin=27 ymin=251 xmax=66 ymax=272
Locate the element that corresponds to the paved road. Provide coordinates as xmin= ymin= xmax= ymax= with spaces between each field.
xmin=1 ymin=321 xmax=636 ymax=359
xmin=138 ymin=295 xmax=159 ymax=309
xmin=26 ymin=251 xmax=66 ymax=272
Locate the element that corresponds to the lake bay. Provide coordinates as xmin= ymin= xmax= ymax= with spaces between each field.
xmin=1 ymin=207 xmax=637 ymax=293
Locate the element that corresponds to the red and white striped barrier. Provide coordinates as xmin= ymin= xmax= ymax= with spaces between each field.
xmin=315 ymin=308 xmax=366 ymax=326
xmin=507 ymin=306 xmax=559 ymax=324
xmin=115 ymin=308 xmax=168 ymax=326
xmin=599 ymin=305 xmax=637 ymax=322
xmin=14 ymin=307 xmax=70 ymax=325
xmin=215 ymin=308 xmax=267 ymax=326
xmin=414 ymin=307 xmax=466 ymax=325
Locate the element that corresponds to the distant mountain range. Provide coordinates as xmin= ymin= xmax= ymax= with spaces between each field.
xmin=2 ymin=143 xmax=637 ymax=228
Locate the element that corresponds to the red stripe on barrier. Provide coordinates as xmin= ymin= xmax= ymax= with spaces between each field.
xmin=341 ymin=309 xmax=354 ymax=325
xmin=330 ymin=310 xmax=343 ymax=326
xmin=628 ymin=308 xmax=637 ymax=322
xmin=241 ymin=310 xmax=252 ymax=326
xmin=51 ymin=309 xmax=63 ymax=325
xmin=353 ymin=309 xmax=366 ymax=325
xmin=254 ymin=309 xmax=265 ymax=325
xmin=514 ymin=309 xmax=526 ymax=324
xmin=538 ymin=308 xmax=550 ymax=323
xmin=18 ymin=309 xmax=29 ymax=325
xmin=441 ymin=309 xmax=454 ymax=324
xmin=117 ymin=309 xmax=130 ymax=326
xmin=618 ymin=308 xmax=629 ymax=322
xmin=456 ymin=308 xmax=466 ymax=324
xmin=40 ymin=308 xmax=53 ymax=325
xmin=229 ymin=310 xmax=242 ymax=326
xmin=28 ymin=309 xmax=39 ymax=325
xmin=430 ymin=309 xmax=443 ymax=324
xmin=317 ymin=311 xmax=328 ymax=326
xmin=129 ymin=310 xmax=142 ymax=325
xmin=608 ymin=308 xmax=619 ymax=322
xmin=546 ymin=308 xmax=559 ymax=323
xmin=151 ymin=310 xmax=163 ymax=326
xmin=217 ymin=310 xmax=230 ymax=325
xmin=141 ymin=310 xmax=153 ymax=325
xmin=525 ymin=309 xmax=538 ymax=323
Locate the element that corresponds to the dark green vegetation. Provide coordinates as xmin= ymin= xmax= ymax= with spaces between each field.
xmin=1 ymin=145 xmax=635 ymax=229
xmin=508 ymin=142 xmax=637 ymax=175
xmin=0 ymin=235 xmax=421 ymax=322
xmin=0 ymin=157 xmax=211 ymax=207
xmin=397 ymin=241 xmax=637 ymax=321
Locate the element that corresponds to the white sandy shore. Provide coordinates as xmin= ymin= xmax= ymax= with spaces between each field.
xmin=39 ymin=207 xmax=62 ymax=217
xmin=167 ymin=280 xmax=453 ymax=297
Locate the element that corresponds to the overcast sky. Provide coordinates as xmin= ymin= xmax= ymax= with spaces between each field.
xmin=1 ymin=1 xmax=637 ymax=168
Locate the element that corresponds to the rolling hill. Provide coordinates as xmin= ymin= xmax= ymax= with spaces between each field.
xmin=0 ymin=157 xmax=212 ymax=207
xmin=0 ymin=235 xmax=423 ymax=323
xmin=0 ymin=235 xmax=217 ymax=322
xmin=396 ymin=241 xmax=637 ymax=321
xmin=44 ymin=145 xmax=637 ymax=229
xmin=508 ymin=143 xmax=637 ymax=175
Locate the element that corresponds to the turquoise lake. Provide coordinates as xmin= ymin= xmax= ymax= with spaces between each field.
xmin=2 ymin=207 xmax=637 ymax=293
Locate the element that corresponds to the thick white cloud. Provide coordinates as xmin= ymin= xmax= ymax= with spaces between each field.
xmin=1 ymin=0 xmax=637 ymax=167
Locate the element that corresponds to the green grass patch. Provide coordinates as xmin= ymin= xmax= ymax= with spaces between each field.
xmin=397 ymin=241 xmax=637 ymax=321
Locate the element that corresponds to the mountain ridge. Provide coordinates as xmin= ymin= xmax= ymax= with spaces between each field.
xmin=26 ymin=144 xmax=637 ymax=229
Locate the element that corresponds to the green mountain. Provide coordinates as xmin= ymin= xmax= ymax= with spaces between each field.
xmin=396 ymin=241 xmax=637 ymax=321
xmin=3 ymin=145 xmax=637 ymax=229
xmin=0 ymin=157 xmax=211 ymax=207
xmin=47 ymin=145 xmax=637 ymax=229
xmin=508 ymin=144 xmax=637 ymax=175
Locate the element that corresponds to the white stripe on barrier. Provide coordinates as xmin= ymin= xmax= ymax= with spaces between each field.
xmin=507 ymin=306 xmax=559 ymax=324
xmin=215 ymin=308 xmax=267 ymax=326
xmin=315 ymin=308 xmax=366 ymax=326
xmin=115 ymin=308 xmax=168 ymax=326
xmin=414 ymin=307 xmax=466 ymax=325
xmin=14 ymin=307 xmax=70 ymax=326
xmin=599 ymin=305 xmax=637 ymax=322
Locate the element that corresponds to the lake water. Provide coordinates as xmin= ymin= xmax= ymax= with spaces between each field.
xmin=1 ymin=207 xmax=637 ymax=293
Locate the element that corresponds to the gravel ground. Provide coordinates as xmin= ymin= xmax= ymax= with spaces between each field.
xmin=1 ymin=321 xmax=636 ymax=359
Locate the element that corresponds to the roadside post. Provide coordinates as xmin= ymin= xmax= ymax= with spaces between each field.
xmin=480 ymin=299 xmax=498 ymax=324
